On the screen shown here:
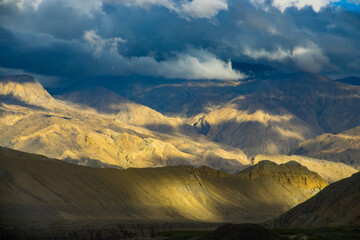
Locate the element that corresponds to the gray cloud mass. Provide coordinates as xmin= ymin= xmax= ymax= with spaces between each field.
xmin=0 ymin=0 xmax=359 ymax=86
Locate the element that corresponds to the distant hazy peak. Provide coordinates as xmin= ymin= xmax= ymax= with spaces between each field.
xmin=336 ymin=76 xmax=360 ymax=86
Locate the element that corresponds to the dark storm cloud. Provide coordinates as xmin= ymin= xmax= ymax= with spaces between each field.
xmin=0 ymin=0 xmax=359 ymax=86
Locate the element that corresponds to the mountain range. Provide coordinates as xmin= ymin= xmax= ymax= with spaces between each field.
xmin=1 ymin=73 xmax=359 ymax=175
xmin=52 ymin=72 xmax=360 ymax=157
xmin=0 ymin=75 xmax=249 ymax=172
xmin=0 ymin=72 xmax=359 ymax=237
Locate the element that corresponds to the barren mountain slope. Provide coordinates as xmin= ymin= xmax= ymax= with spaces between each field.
xmin=54 ymin=73 xmax=360 ymax=157
xmin=258 ymin=74 xmax=360 ymax=134
xmin=292 ymin=126 xmax=360 ymax=169
xmin=267 ymin=171 xmax=360 ymax=228
xmin=253 ymin=154 xmax=357 ymax=183
xmin=0 ymin=75 xmax=249 ymax=171
xmin=49 ymin=75 xmax=244 ymax=118
xmin=0 ymin=75 xmax=60 ymax=108
xmin=48 ymin=63 xmax=276 ymax=118
xmin=56 ymin=87 xmax=184 ymax=133
xmin=184 ymin=73 xmax=360 ymax=155
xmin=187 ymin=95 xmax=316 ymax=156
xmin=0 ymin=147 xmax=327 ymax=224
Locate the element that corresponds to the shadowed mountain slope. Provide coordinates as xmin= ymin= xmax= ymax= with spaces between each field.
xmin=187 ymin=95 xmax=316 ymax=155
xmin=56 ymin=73 xmax=360 ymax=156
xmin=187 ymin=73 xmax=360 ymax=155
xmin=267 ymin=171 xmax=360 ymax=228
xmin=336 ymin=76 xmax=360 ymax=86
xmin=56 ymin=86 xmax=183 ymax=133
xmin=48 ymin=75 xmax=244 ymax=118
xmin=0 ymin=147 xmax=327 ymax=224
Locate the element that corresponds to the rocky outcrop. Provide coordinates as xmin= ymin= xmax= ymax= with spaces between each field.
xmin=239 ymin=160 xmax=327 ymax=190
xmin=238 ymin=161 xmax=328 ymax=203
xmin=253 ymin=154 xmax=357 ymax=183
xmin=193 ymin=115 xmax=210 ymax=135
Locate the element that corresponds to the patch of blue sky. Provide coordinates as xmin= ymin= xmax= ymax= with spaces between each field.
xmin=332 ymin=0 xmax=360 ymax=12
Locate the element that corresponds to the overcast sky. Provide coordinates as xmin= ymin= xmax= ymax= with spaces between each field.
xmin=0 ymin=0 xmax=359 ymax=86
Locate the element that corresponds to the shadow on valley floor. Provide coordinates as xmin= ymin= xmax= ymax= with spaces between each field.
xmin=156 ymin=225 xmax=360 ymax=240
xmin=2 ymin=222 xmax=360 ymax=240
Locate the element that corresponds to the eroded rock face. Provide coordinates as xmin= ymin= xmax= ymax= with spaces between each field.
xmin=252 ymin=154 xmax=357 ymax=183
xmin=238 ymin=160 xmax=328 ymax=191
xmin=193 ymin=115 xmax=210 ymax=135
xmin=237 ymin=160 xmax=329 ymax=204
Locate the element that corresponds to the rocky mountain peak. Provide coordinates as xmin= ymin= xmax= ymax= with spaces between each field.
xmin=0 ymin=75 xmax=58 ymax=108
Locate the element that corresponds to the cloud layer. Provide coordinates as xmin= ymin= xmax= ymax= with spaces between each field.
xmin=0 ymin=0 xmax=359 ymax=85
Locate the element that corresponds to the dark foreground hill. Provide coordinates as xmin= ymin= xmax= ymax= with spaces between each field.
xmin=0 ymin=146 xmax=327 ymax=225
xmin=267 ymin=171 xmax=360 ymax=228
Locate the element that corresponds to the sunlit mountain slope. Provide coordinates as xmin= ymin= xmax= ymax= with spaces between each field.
xmin=0 ymin=147 xmax=327 ymax=223
xmin=0 ymin=75 xmax=249 ymax=171
xmin=292 ymin=126 xmax=360 ymax=169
